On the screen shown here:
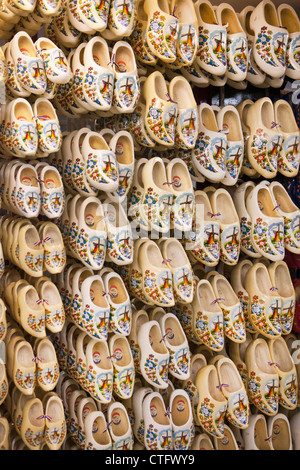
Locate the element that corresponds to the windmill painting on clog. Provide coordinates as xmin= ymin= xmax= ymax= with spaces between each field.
xmin=35 ymin=38 xmax=71 ymax=85
xmin=278 ymin=4 xmax=300 ymax=80
xmin=109 ymin=335 xmax=135 ymax=399
xmin=77 ymin=0 xmax=110 ymax=32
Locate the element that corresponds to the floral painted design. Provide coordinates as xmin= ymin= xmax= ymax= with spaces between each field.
xmin=147 ymin=97 xmax=178 ymax=145
xmin=37 ymin=363 xmax=59 ymax=388
xmin=252 ymin=217 xmax=284 ymax=257
xmin=198 ymin=397 xmax=226 ymax=437
xmin=226 ymin=392 xmax=248 ymax=428
xmin=16 ymin=57 xmax=46 ymax=92
xmin=240 ymin=216 xmax=257 ymax=255
xmin=220 ymin=225 xmax=240 ymax=265
xmin=86 ymin=151 xmax=118 ymax=186
xmin=220 ymin=304 xmax=246 ymax=342
xmin=237 ymin=290 xmax=255 ymax=333
xmin=168 ymin=346 xmax=190 ymax=377
xmin=44 ymin=248 xmax=66 ymax=272
xmin=129 ymin=267 xmax=150 ymax=304
xmin=286 ymin=35 xmax=300 ymax=71
xmin=87 ymin=368 xmax=113 ymax=403
xmin=45 ymin=422 xmax=66 ymax=448
xmin=147 ymin=11 xmax=178 ymax=60
xmin=14 ymin=369 xmax=35 ymax=392
xmin=278 ymin=135 xmax=300 ymax=173
xmin=248 ymin=370 xmax=279 ymax=415
xmin=78 ymin=0 xmax=109 ymax=24
xmin=24 ymin=428 xmax=44 ymax=449
xmin=195 ymin=311 xmax=224 ymax=351
xmin=255 ymin=26 xmax=288 ymax=68
xmin=25 ymin=252 xmax=43 ymax=274
xmin=250 ymin=295 xmax=282 ymax=336
xmin=84 ymin=69 xmax=114 ymax=108
xmin=143 ymin=268 xmax=174 ymax=305
xmin=110 ymin=303 xmax=131 ymax=336
xmin=145 ymin=424 xmax=173 ymax=450
xmin=282 ymin=214 xmax=300 ymax=251
xmin=142 ymin=187 xmax=173 ymax=232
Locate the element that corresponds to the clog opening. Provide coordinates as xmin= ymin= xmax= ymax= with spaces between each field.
xmin=264 ymin=2 xmax=280 ymax=27
xmin=255 ymin=417 xmax=272 ymax=450
xmin=201 ymin=106 xmax=218 ymax=132
xmin=195 ymin=435 xmax=214 ymax=450
xmin=136 ymin=160 xmax=146 ymax=188
xmin=222 ymin=110 xmax=242 ymax=141
xmin=18 ymin=35 xmax=36 ymax=57
xmin=171 ymin=395 xmax=189 ymax=426
xmin=168 ymin=161 xmax=191 ymax=192
xmin=198 ymin=281 xmax=221 ymax=312
xmin=43 ymin=169 xmax=61 ymax=189
xmin=240 ymin=261 xmax=252 ymax=287
xmin=255 ymin=265 xmax=275 ymax=296
xmin=150 ymin=308 xmax=164 ymax=323
xmin=276 ymin=102 xmax=299 ymax=133
xmin=272 ymin=183 xmax=298 ymax=213
xmin=28 ymin=401 xmax=44 ymax=427
xmin=255 ymin=341 xmax=274 ymax=373
xmin=38 ymin=339 xmax=55 ymax=363
xmin=244 ymin=9 xmax=255 ymax=36
xmin=170 ymin=78 xmax=194 ymax=108
xmin=114 ymin=45 xmax=134 ymax=73
xmin=107 ymin=276 xmax=126 ymax=304
xmin=0 ymin=421 xmax=6 ymax=443
xmin=272 ymin=263 xmax=293 ymax=297
xmin=25 ymin=286 xmax=42 ymax=310
xmin=145 ymin=242 xmax=165 ymax=268
xmin=150 ymin=396 xmax=170 ymax=425
xmin=135 ymin=311 xmax=148 ymax=330
xmin=157 ymin=0 xmax=170 ymax=15
xmin=16 ymin=342 xmax=33 ymax=367
xmin=114 ymin=135 xmax=133 ymax=164
xmin=79 ymin=47 xmax=85 ymax=66
xmin=271 ymin=338 xmax=293 ymax=371
xmin=154 ymin=74 xmax=168 ymax=102
xmin=261 ymin=100 xmax=275 ymax=129
xmin=257 ymin=187 xmax=277 ymax=217
xmin=36 ymin=100 xmax=56 ymax=120
xmin=214 ymin=191 xmax=236 ymax=224
xmin=164 ymin=316 xmax=185 ymax=346
xmin=190 ymin=355 xmax=206 ymax=382
xmin=241 ymin=102 xmax=252 ymax=133
xmin=218 ymin=360 xmax=241 ymax=393
xmin=173 ymin=0 xmax=194 ymax=22
xmin=84 ymin=201 xmax=106 ymax=230
xmin=14 ymin=102 xmax=33 ymax=122
xmin=42 ymin=225 xmax=62 ymax=246
xmin=215 ymin=277 xmax=237 ymax=307
xmin=92 ymin=341 xmax=111 ymax=369
xmin=46 ymin=398 xmax=62 ymax=423
xmin=271 ymin=418 xmax=290 ymax=450
xmin=89 ymin=135 xmax=109 ymax=151
xmin=195 ymin=192 xmax=211 ymax=221
xmin=19 ymin=167 xmax=39 ymax=188
xmin=137 ymin=0 xmax=147 ymax=21
xmin=220 ymin=8 xmax=242 ymax=34
xmin=90 ymin=279 xmax=108 ymax=307
xmin=280 ymin=7 xmax=299 ymax=33
xmin=164 ymin=239 xmax=188 ymax=268
xmin=112 ymin=337 xmax=130 ymax=366
xmin=110 ymin=407 xmax=129 ymax=436
xmin=207 ymin=367 xmax=225 ymax=401
xmin=92 ymin=40 xmax=109 ymax=66
xmin=216 ymin=428 xmax=237 ymax=450
xmin=199 ymin=2 xmax=216 ymax=24
xmin=37 ymin=39 xmax=55 ymax=51
xmin=93 ymin=415 xmax=111 ymax=445
xmin=239 ymin=335 xmax=252 ymax=362
xmin=104 ymin=200 xmax=128 ymax=227
xmin=149 ymin=323 xmax=168 ymax=354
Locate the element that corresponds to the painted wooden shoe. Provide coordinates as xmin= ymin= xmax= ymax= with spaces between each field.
xmin=32 ymin=98 xmax=62 ymax=155
xmin=278 ymin=4 xmax=300 ymax=80
xmin=194 ymin=0 xmax=227 ymax=76
xmin=160 ymin=238 xmax=194 ymax=304
xmin=245 ymin=337 xmax=279 ymax=415
xmin=242 ymin=413 xmax=272 ymax=450
xmin=195 ymin=364 xmax=227 ymax=438
xmin=127 ymin=158 xmax=149 ymax=231
xmin=17 ymin=284 xmax=46 ymax=337
xmin=216 ymin=357 xmax=249 ymax=429
xmin=71 ymin=128 xmax=100 ymax=197
xmin=169 ymin=389 xmax=194 ymax=450
xmin=35 ymin=37 xmax=71 ymax=85
xmin=268 ymin=336 xmax=297 ymax=410
xmin=143 ymin=391 xmax=173 ymax=450
xmin=7 ymin=98 xmax=38 ymax=158
xmin=81 ymin=131 xmax=119 ymax=192
xmin=39 ymin=222 xmax=66 ymax=274
xmin=216 ymin=105 xmax=244 ymax=186
xmin=239 ymin=6 xmax=266 ymax=87
xmin=138 ymin=239 xmax=175 ymax=307
xmin=111 ymin=41 xmax=139 ymax=114
xmin=211 ymin=188 xmax=240 ymax=266
xmin=37 ymin=280 xmax=65 ymax=334
xmin=13 ymin=340 xmax=36 ymax=395
xmin=267 ymin=413 xmax=292 ymax=450
xmin=109 ymin=334 xmax=135 ymax=399
xmin=274 ymin=100 xmax=300 ymax=178
xmin=169 ymin=75 xmax=198 ymax=150
xmin=246 ymin=181 xmax=285 ymax=261
xmin=43 ymin=394 xmax=66 ymax=450
xmin=85 ymin=337 xmax=113 ymax=403
xmin=169 ymin=0 xmax=198 ymax=67
xmin=144 ymin=0 xmax=179 ymax=64
xmin=80 ymin=275 xmax=110 ymax=341
xmin=232 ymin=181 xmax=260 ymax=258
xmin=66 ymin=0 xmax=95 ymax=34
xmin=84 ymin=411 xmax=112 ymax=450
xmin=138 ymin=320 xmax=169 ymax=389
xmin=268 ymin=260 xmax=295 ymax=335
xmin=132 ymin=386 xmax=153 ymax=445
xmin=215 ymin=3 xmax=248 ymax=82
xmin=128 ymin=239 xmax=153 ymax=305
xmin=10 ymin=31 xmax=47 ymax=95
xmin=77 ymin=0 xmax=109 ymax=32
xmin=185 ymin=190 xmax=220 ymax=266
xmin=192 ymin=432 xmax=214 ymax=450
xmin=192 ymin=103 xmax=226 ymax=182
xmin=159 ymin=312 xmax=190 ymax=380
xmin=245 ymin=262 xmax=282 ymax=338
xmin=231 ymin=260 xmax=256 ymax=335
xmin=20 ymin=397 xmax=44 ymax=450
xmin=213 ymin=424 xmax=239 ymax=450
xmin=250 ymin=0 xmax=288 ymax=79
xmin=192 ymin=279 xmax=224 ymax=351
xmin=107 ymin=402 xmax=134 ymax=450
xmin=82 ymin=37 xmax=114 ymax=112
xmin=210 ymin=273 xmax=246 ymax=343
xmin=13 ymin=164 xmax=40 ymax=218
xmin=39 ymin=165 xmax=65 ymax=219
xmin=103 ymin=270 xmax=131 ymax=336
xmin=17 ymin=224 xmax=43 ymax=277
xmin=128 ymin=309 xmax=149 ymax=373
xmin=143 ymin=71 xmax=178 ymax=147
xmin=128 ymin=77 xmax=156 ymax=148
xmin=141 ymin=156 xmax=174 ymax=234
xmin=108 ymin=130 xmax=135 ymax=202
xmin=35 ymin=337 xmax=59 ymax=392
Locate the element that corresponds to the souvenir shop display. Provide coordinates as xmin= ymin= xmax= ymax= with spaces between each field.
xmin=0 ymin=0 xmax=300 ymax=452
